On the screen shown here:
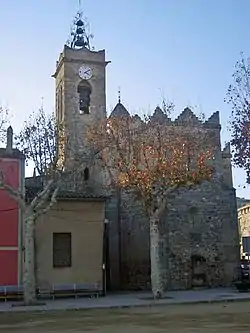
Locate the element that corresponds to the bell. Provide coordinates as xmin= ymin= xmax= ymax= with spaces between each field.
xmin=75 ymin=37 xmax=85 ymax=47
xmin=76 ymin=19 xmax=84 ymax=26
xmin=76 ymin=27 xmax=84 ymax=34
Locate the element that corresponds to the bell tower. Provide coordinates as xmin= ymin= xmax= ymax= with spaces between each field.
xmin=53 ymin=8 xmax=110 ymax=168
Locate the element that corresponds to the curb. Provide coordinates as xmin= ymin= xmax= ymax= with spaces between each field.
xmin=1 ymin=296 xmax=250 ymax=315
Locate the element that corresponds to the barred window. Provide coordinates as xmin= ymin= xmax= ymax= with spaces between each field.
xmin=53 ymin=233 xmax=72 ymax=268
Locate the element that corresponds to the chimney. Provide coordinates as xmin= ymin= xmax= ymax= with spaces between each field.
xmin=6 ymin=126 xmax=13 ymax=154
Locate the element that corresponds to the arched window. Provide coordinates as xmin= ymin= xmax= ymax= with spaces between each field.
xmin=77 ymin=80 xmax=92 ymax=114
xmin=84 ymin=167 xmax=90 ymax=181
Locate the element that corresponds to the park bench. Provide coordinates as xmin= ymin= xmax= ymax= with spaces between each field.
xmin=74 ymin=283 xmax=100 ymax=299
xmin=0 ymin=286 xmax=5 ymax=301
xmin=51 ymin=284 xmax=75 ymax=300
xmin=37 ymin=286 xmax=52 ymax=300
xmin=0 ymin=285 xmax=23 ymax=302
xmin=0 ymin=283 xmax=101 ymax=301
xmin=51 ymin=283 xmax=100 ymax=300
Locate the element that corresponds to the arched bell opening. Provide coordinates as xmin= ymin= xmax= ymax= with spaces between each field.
xmin=77 ymin=80 xmax=92 ymax=114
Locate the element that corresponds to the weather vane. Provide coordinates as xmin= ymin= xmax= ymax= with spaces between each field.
xmin=66 ymin=0 xmax=94 ymax=50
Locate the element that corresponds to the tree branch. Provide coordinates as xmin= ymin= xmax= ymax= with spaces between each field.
xmin=30 ymin=179 xmax=55 ymax=209
xmin=35 ymin=187 xmax=59 ymax=219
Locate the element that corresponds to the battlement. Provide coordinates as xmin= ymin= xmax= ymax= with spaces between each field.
xmin=111 ymin=105 xmax=221 ymax=129
xmin=110 ymin=105 xmax=222 ymax=151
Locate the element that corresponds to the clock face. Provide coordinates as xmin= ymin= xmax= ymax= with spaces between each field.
xmin=79 ymin=65 xmax=93 ymax=80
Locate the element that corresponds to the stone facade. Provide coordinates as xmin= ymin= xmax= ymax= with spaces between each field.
xmin=105 ymin=109 xmax=240 ymax=290
xmin=53 ymin=40 xmax=240 ymax=291
xmin=113 ymin=182 xmax=239 ymax=291
xmin=53 ymin=45 xmax=109 ymax=181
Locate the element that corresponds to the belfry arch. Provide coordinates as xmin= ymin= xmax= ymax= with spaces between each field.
xmin=77 ymin=80 xmax=92 ymax=114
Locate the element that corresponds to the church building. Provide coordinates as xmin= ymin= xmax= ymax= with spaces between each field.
xmin=28 ymin=8 xmax=240 ymax=292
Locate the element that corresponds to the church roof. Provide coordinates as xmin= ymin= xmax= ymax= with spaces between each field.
xmin=110 ymin=102 xmax=130 ymax=118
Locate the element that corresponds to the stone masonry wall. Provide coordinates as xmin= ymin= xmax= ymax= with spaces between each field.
xmin=109 ymin=181 xmax=239 ymax=291
xmin=105 ymin=109 xmax=239 ymax=291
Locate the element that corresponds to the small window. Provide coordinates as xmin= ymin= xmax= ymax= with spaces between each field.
xmin=53 ymin=232 xmax=72 ymax=268
xmin=84 ymin=167 xmax=90 ymax=181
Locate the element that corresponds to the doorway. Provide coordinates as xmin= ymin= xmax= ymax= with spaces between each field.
xmin=191 ymin=254 xmax=207 ymax=287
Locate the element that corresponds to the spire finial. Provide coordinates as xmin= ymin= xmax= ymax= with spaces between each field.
xmin=67 ymin=2 xmax=94 ymax=50
xmin=118 ymin=87 xmax=121 ymax=103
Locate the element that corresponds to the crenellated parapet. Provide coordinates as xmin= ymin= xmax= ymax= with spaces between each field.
xmin=203 ymin=111 xmax=221 ymax=129
xmin=149 ymin=106 xmax=171 ymax=124
xmin=110 ymin=103 xmax=222 ymax=150
xmin=174 ymin=107 xmax=201 ymax=126
xmin=110 ymin=103 xmax=221 ymax=129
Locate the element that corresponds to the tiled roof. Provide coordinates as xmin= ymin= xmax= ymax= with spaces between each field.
xmin=25 ymin=175 xmax=107 ymax=202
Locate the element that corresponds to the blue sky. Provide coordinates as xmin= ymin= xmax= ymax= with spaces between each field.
xmin=0 ymin=0 xmax=250 ymax=197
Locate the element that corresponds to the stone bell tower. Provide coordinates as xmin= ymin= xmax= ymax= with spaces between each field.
xmin=53 ymin=9 xmax=110 ymax=169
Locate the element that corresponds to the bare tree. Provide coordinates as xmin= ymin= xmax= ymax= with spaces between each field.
xmin=0 ymin=108 xmax=65 ymax=305
xmin=87 ymin=114 xmax=214 ymax=299
xmin=225 ymin=53 xmax=250 ymax=183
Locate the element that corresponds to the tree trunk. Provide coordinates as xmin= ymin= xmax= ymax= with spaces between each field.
xmin=23 ymin=215 xmax=36 ymax=304
xmin=150 ymin=216 xmax=164 ymax=299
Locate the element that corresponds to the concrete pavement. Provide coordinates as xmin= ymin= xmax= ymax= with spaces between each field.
xmin=0 ymin=288 xmax=250 ymax=313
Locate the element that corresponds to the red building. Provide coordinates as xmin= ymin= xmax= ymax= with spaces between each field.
xmin=0 ymin=127 xmax=25 ymax=286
